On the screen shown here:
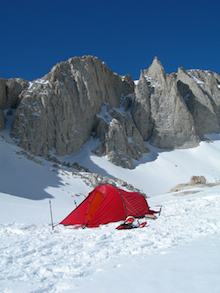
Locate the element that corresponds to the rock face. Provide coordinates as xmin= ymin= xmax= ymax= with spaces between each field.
xmin=143 ymin=59 xmax=198 ymax=149
xmin=93 ymin=106 xmax=150 ymax=168
xmin=0 ymin=77 xmax=28 ymax=131
xmin=0 ymin=78 xmax=7 ymax=131
xmin=0 ymin=110 xmax=5 ymax=131
xmin=0 ymin=78 xmax=7 ymax=110
xmin=10 ymin=56 xmax=138 ymax=167
xmin=1 ymin=55 xmax=220 ymax=168
xmin=6 ymin=78 xmax=28 ymax=108
xmin=177 ymin=67 xmax=220 ymax=136
xmin=131 ymin=71 xmax=152 ymax=140
xmin=139 ymin=57 xmax=220 ymax=149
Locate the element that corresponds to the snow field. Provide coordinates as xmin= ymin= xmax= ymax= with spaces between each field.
xmin=1 ymin=187 xmax=220 ymax=292
xmin=1 ymin=133 xmax=220 ymax=292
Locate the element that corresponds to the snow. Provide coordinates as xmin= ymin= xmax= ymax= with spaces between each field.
xmin=31 ymin=112 xmax=39 ymax=116
xmin=97 ymin=103 xmax=112 ymax=122
xmin=184 ymin=93 xmax=190 ymax=101
xmin=187 ymin=70 xmax=207 ymax=85
xmin=190 ymin=75 xmax=204 ymax=84
xmin=34 ymin=79 xmax=49 ymax=85
xmin=0 ymin=132 xmax=220 ymax=292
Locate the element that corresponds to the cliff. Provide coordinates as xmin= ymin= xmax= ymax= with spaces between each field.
xmin=1 ymin=55 xmax=220 ymax=168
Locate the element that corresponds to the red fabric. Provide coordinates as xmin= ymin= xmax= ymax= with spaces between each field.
xmin=60 ymin=184 xmax=152 ymax=228
xmin=87 ymin=185 xmax=126 ymax=227
xmin=60 ymin=189 xmax=97 ymax=226
xmin=119 ymin=189 xmax=150 ymax=218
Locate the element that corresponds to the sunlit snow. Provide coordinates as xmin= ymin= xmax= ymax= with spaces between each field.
xmin=0 ymin=132 xmax=220 ymax=292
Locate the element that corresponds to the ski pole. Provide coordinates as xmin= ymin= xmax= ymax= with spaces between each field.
xmin=49 ymin=200 xmax=54 ymax=230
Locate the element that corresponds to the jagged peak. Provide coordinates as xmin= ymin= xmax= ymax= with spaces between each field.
xmin=138 ymin=69 xmax=145 ymax=80
xmin=136 ymin=70 xmax=148 ymax=88
xmin=178 ymin=66 xmax=186 ymax=73
xmin=144 ymin=57 xmax=166 ymax=85
xmin=149 ymin=57 xmax=165 ymax=73
xmin=152 ymin=56 xmax=163 ymax=65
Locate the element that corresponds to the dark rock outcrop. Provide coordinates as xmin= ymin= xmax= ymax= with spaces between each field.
xmin=0 ymin=77 xmax=28 ymax=131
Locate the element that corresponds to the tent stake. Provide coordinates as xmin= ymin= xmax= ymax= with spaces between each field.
xmin=49 ymin=200 xmax=54 ymax=230
xmin=74 ymin=200 xmax=83 ymax=228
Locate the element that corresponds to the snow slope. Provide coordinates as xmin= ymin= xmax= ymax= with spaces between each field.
xmin=0 ymin=133 xmax=220 ymax=292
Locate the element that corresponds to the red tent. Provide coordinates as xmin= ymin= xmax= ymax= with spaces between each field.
xmin=60 ymin=184 xmax=155 ymax=228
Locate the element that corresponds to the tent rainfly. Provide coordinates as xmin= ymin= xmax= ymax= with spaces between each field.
xmin=60 ymin=184 xmax=156 ymax=228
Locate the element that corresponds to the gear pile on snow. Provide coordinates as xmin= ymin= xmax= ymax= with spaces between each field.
xmin=116 ymin=216 xmax=147 ymax=230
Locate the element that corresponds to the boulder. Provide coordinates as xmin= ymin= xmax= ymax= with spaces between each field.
xmin=189 ymin=175 xmax=206 ymax=185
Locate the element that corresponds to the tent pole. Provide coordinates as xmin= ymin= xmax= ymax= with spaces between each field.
xmin=74 ymin=200 xmax=83 ymax=228
xmin=49 ymin=200 xmax=54 ymax=230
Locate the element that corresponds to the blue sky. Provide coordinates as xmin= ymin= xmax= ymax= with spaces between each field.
xmin=1 ymin=0 xmax=219 ymax=81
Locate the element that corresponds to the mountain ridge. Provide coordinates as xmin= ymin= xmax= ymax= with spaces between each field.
xmin=0 ymin=55 xmax=220 ymax=168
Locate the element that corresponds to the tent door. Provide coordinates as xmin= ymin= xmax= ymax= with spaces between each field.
xmin=88 ymin=192 xmax=103 ymax=221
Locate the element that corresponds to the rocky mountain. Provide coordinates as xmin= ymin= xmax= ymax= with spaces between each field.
xmin=0 ymin=55 xmax=220 ymax=168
